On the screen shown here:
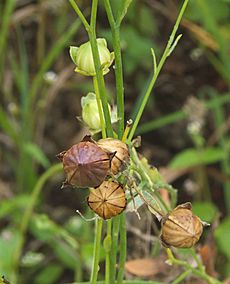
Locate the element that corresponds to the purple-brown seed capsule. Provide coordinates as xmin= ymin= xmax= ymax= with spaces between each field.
xmin=57 ymin=137 xmax=113 ymax=188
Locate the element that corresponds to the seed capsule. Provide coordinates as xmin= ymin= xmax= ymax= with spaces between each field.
xmin=160 ymin=202 xmax=203 ymax=248
xmin=57 ymin=137 xmax=112 ymax=188
xmin=87 ymin=181 xmax=126 ymax=219
xmin=97 ymin=138 xmax=129 ymax=174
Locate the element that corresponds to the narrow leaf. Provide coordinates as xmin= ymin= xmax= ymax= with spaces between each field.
xmin=116 ymin=0 xmax=133 ymax=25
xmin=23 ymin=142 xmax=50 ymax=168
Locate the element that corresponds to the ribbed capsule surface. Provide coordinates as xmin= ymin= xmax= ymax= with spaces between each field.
xmin=59 ymin=140 xmax=111 ymax=188
xmin=87 ymin=181 xmax=126 ymax=219
xmin=160 ymin=202 xmax=203 ymax=248
xmin=97 ymin=138 xmax=129 ymax=174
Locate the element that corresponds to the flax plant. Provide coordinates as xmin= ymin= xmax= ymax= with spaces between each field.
xmin=66 ymin=0 xmax=221 ymax=283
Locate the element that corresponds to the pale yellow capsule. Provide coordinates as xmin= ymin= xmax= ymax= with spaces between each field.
xmin=87 ymin=181 xmax=126 ymax=220
xmin=160 ymin=202 xmax=203 ymax=248
xmin=97 ymin=138 xmax=129 ymax=174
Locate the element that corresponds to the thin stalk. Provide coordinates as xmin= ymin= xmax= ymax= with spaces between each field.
xmin=171 ymin=270 xmax=191 ymax=284
xmin=91 ymin=219 xmax=103 ymax=284
xmin=88 ymin=33 xmax=113 ymax=137
xmin=122 ymin=120 xmax=132 ymax=142
xmin=90 ymin=0 xmax=98 ymax=31
xmin=12 ymin=163 xmax=63 ymax=284
xmin=105 ymin=220 xmax=112 ymax=284
xmin=104 ymin=0 xmax=124 ymax=139
xmin=166 ymin=248 xmax=221 ymax=284
xmin=127 ymin=0 xmax=189 ymax=143
xmin=69 ymin=0 xmax=113 ymax=136
xmin=0 ymin=0 xmax=16 ymax=82
xmin=93 ymin=76 xmax=106 ymax=138
xmin=69 ymin=0 xmax=90 ymax=31
xmin=74 ymin=281 xmax=163 ymax=284
xmin=110 ymin=216 xmax=120 ymax=283
xmin=190 ymin=248 xmax=204 ymax=272
xmin=116 ymin=213 xmax=127 ymax=283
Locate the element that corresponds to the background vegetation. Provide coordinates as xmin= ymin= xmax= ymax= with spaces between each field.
xmin=0 ymin=0 xmax=230 ymax=283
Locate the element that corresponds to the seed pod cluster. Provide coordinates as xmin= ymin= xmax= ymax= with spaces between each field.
xmin=160 ymin=202 xmax=204 ymax=248
xmin=97 ymin=138 xmax=129 ymax=174
xmin=58 ymin=136 xmax=129 ymax=219
xmin=87 ymin=181 xmax=126 ymax=219
xmin=57 ymin=137 xmax=113 ymax=188
xmin=58 ymin=136 xmax=129 ymax=188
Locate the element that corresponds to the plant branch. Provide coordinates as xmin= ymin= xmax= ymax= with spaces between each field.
xmin=166 ymin=248 xmax=221 ymax=284
xmin=117 ymin=213 xmax=127 ymax=283
xmin=12 ymin=163 xmax=63 ymax=283
xmin=93 ymin=76 xmax=106 ymax=138
xmin=127 ymin=0 xmax=189 ymax=142
xmin=104 ymin=0 xmax=125 ymax=139
xmin=69 ymin=0 xmax=90 ymax=32
xmin=91 ymin=219 xmax=103 ymax=284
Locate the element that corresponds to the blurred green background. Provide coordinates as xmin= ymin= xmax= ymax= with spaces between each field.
xmin=1 ymin=0 xmax=230 ymax=283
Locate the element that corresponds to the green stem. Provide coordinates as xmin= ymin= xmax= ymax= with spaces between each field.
xmin=91 ymin=219 xmax=103 ymax=284
xmin=117 ymin=213 xmax=127 ymax=283
xmin=88 ymin=33 xmax=113 ymax=137
xmin=93 ymin=76 xmax=107 ymax=138
xmin=171 ymin=270 xmax=191 ymax=284
xmin=127 ymin=0 xmax=189 ymax=143
xmin=110 ymin=216 xmax=120 ymax=283
xmin=69 ymin=0 xmax=90 ymax=31
xmin=104 ymin=0 xmax=124 ymax=139
xmin=70 ymin=0 xmax=113 ymax=137
xmin=105 ymin=220 xmax=112 ymax=284
xmin=166 ymin=248 xmax=221 ymax=284
xmin=0 ymin=0 xmax=16 ymax=82
xmin=12 ymin=163 xmax=63 ymax=284
xmin=74 ymin=281 xmax=163 ymax=284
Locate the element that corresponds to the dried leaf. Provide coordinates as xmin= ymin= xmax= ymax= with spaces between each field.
xmin=125 ymin=257 xmax=167 ymax=277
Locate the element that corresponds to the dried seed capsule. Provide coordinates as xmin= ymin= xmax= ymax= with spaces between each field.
xmin=57 ymin=137 xmax=112 ymax=188
xmin=160 ymin=202 xmax=203 ymax=248
xmin=97 ymin=138 xmax=129 ymax=174
xmin=87 ymin=181 xmax=126 ymax=219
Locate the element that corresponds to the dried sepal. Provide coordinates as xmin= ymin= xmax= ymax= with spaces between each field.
xmin=97 ymin=138 xmax=129 ymax=174
xmin=160 ymin=202 xmax=204 ymax=248
xmin=87 ymin=181 xmax=126 ymax=219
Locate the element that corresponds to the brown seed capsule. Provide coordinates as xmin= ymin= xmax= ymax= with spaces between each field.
xmin=97 ymin=138 xmax=129 ymax=174
xmin=160 ymin=202 xmax=203 ymax=248
xmin=87 ymin=181 xmax=126 ymax=219
xmin=57 ymin=137 xmax=112 ymax=188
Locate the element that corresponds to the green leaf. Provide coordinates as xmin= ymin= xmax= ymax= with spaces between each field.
xmin=116 ymin=0 xmax=133 ymax=25
xmin=215 ymin=217 xmax=230 ymax=260
xmin=0 ymin=229 xmax=22 ymax=277
xmin=30 ymin=214 xmax=79 ymax=250
xmin=23 ymin=142 xmax=50 ymax=168
xmin=0 ymin=107 xmax=18 ymax=144
xmin=169 ymin=147 xmax=225 ymax=169
xmin=192 ymin=202 xmax=217 ymax=222
xmin=34 ymin=264 xmax=63 ymax=284
xmin=52 ymin=241 xmax=79 ymax=269
xmin=0 ymin=195 xmax=30 ymax=219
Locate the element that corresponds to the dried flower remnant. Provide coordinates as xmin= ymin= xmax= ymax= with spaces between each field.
xmin=87 ymin=181 xmax=126 ymax=219
xmin=97 ymin=138 xmax=129 ymax=174
xmin=160 ymin=202 xmax=205 ymax=248
xmin=57 ymin=137 xmax=113 ymax=188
